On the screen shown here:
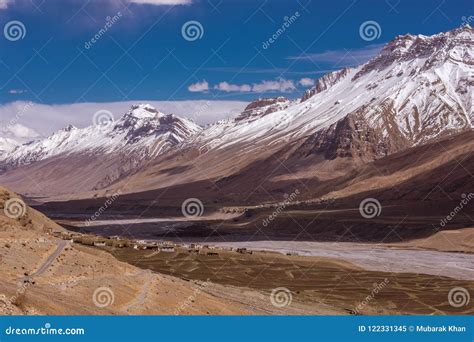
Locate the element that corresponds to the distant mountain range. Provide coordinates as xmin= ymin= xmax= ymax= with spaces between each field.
xmin=0 ymin=25 xmax=472 ymax=201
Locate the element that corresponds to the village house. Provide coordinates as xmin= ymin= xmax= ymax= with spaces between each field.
xmin=236 ymin=248 xmax=253 ymax=254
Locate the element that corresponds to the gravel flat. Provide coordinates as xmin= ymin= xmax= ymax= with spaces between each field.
xmin=210 ymin=240 xmax=474 ymax=281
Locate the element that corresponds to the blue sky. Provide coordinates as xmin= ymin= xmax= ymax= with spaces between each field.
xmin=0 ymin=0 xmax=472 ymax=105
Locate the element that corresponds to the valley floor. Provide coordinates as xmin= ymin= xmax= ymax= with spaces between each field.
xmin=4 ymin=198 xmax=472 ymax=316
xmin=60 ymin=215 xmax=474 ymax=281
xmin=104 ymin=242 xmax=474 ymax=315
xmin=201 ymin=239 xmax=474 ymax=281
xmin=50 ymin=215 xmax=474 ymax=315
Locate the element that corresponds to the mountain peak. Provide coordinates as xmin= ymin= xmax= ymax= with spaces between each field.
xmin=353 ymin=25 xmax=473 ymax=80
xmin=301 ymin=68 xmax=351 ymax=102
xmin=0 ymin=103 xmax=202 ymax=177
xmin=62 ymin=124 xmax=77 ymax=132
xmin=236 ymin=97 xmax=290 ymax=122
xmin=127 ymin=104 xmax=164 ymax=120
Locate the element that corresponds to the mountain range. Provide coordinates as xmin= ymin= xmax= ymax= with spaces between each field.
xmin=0 ymin=25 xmax=472 ymax=205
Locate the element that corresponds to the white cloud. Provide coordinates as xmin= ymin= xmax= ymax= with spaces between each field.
xmin=0 ymin=100 xmax=248 ymax=137
xmin=210 ymin=78 xmax=296 ymax=93
xmin=127 ymin=0 xmax=192 ymax=5
xmin=288 ymin=44 xmax=384 ymax=67
xmin=251 ymin=78 xmax=296 ymax=93
xmin=0 ymin=123 xmax=40 ymax=145
xmin=0 ymin=0 xmax=12 ymax=9
xmin=188 ymin=80 xmax=209 ymax=93
xmin=0 ymin=0 xmax=191 ymax=10
xmin=299 ymin=78 xmax=315 ymax=87
xmin=8 ymin=123 xmax=39 ymax=139
xmin=214 ymin=82 xmax=252 ymax=93
xmin=8 ymin=89 xmax=27 ymax=94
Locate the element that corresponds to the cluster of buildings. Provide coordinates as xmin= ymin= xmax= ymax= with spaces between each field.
xmin=50 ymin=230 xmax=238 ymax=257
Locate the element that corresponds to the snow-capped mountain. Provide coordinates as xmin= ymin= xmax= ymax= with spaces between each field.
xmin=1 ymin=104 xmax=201 ymax=169
xmin=298 ymin=25 xmax=473 ymax=160
xmin=188 ymin=25 xmax=473 ymax=161
xmin=0 ymin=26 xmax=471 ymax=198
xmin=106 ymin=25 xmax=473 ymax=197
xmin=235 ymin=97 xmax=291 ymax=122
xmin=0 ymin=123 xmax=41 ymax=157
xmin=0 ymin=137 xmax=19 ymax=157
xmin=0 ymin=104 xmax=202 ymax=192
